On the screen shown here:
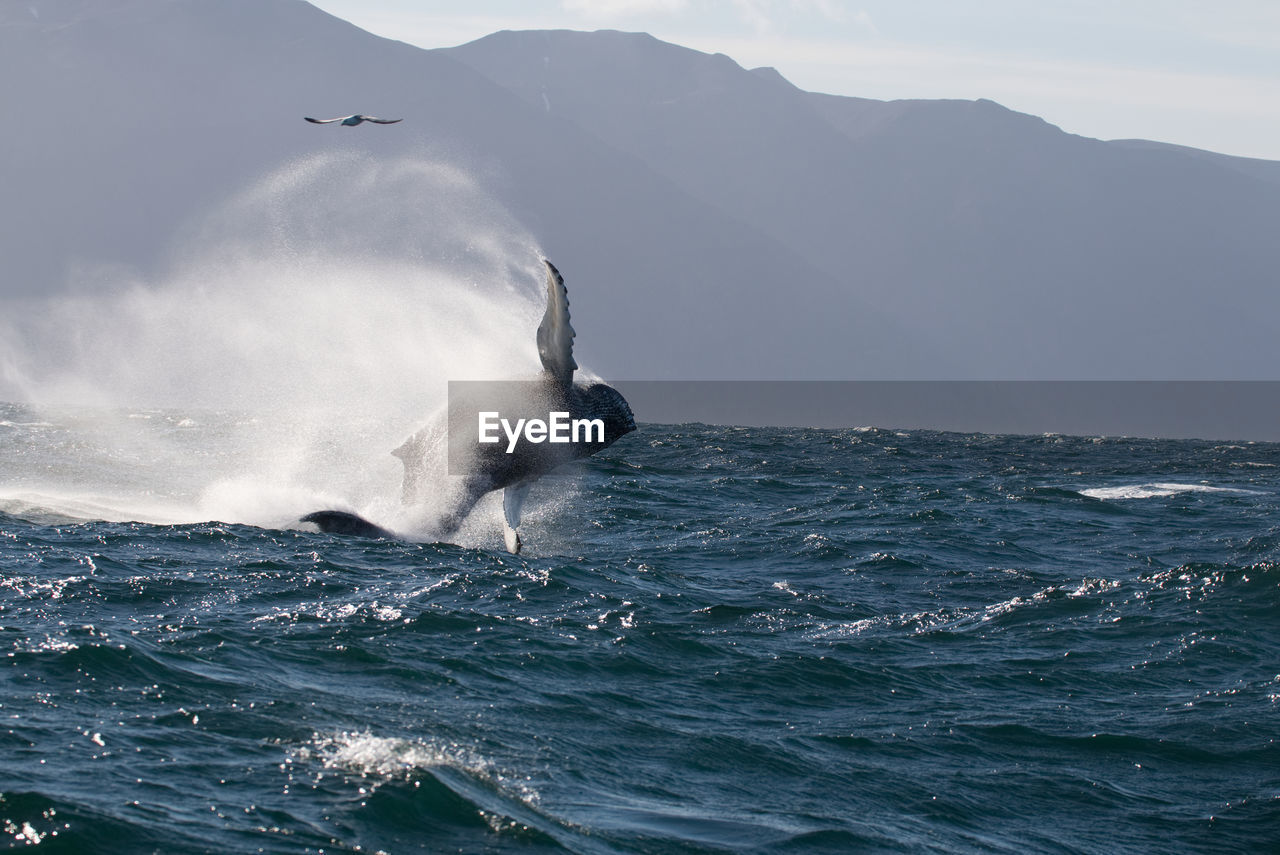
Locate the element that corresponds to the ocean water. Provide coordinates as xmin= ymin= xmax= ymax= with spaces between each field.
xmin=1 ymin=404 xmax=1277 ymax=853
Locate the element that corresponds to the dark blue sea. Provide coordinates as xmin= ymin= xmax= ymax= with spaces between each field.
xmin=2 ymin=404 xmax=1278 ymax=853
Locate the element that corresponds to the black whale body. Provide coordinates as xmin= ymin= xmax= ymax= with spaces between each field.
xmin=300 ymin=509 xmax=394 ymax=539
xmin=302 ymin=260 xmax=635 ymax=552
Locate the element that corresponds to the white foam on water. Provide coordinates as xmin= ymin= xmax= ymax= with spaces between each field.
xmin=0 ymin=491 xmax=194 ymax=527
xmin=301 ymin=730 xmax=484 ymax=781
xmin=293 ymin=730 xmax=544 ymax=814
xmin=1078 ymin=482 xmax=1263 ymax=500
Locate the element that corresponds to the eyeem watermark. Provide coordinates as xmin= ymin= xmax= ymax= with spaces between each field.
xmin=447 ymin=381 xmax=626 ymax=474
xmin=479 ymin=411 xmax=604 ymax=453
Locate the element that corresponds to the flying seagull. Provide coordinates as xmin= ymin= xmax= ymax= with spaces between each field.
xmin=304 ymin=115 xmax=402 ymax=126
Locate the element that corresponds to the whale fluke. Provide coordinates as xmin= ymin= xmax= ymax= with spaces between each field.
xmin=301 ymin=510 xmax=394 ymax=539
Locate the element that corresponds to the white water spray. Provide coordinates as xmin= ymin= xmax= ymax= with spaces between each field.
xmin=0 ymin=151 xmax=555 ymax=535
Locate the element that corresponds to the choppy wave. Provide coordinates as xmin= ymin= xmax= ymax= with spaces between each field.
xmin=3 ymin=417 xmax=1279 ymax=853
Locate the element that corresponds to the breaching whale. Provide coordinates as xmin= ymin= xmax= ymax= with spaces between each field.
xmin=301 ymin=259 xmax=635 ymax=553
xmin=304 ymin=114 xmax=402 ymax=126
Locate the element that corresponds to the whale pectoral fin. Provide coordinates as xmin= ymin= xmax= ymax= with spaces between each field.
xmin=502 ymin=481 xmax=533 ymax=555
xmin=535 ymin=259 xmax=577 ymax=387
xmin=503 ymin=524 xmax=521 ymax=555
xmin=301 ymin=510 xmax=394 ymax=539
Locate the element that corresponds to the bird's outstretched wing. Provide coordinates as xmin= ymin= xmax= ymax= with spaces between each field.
xmin=304 ymin=117 xmax=343 ymax=123
xmin=536 ymin=259 xmax=577 ymax=387
xmin=362 ymin=117 xmax=402 ymax=124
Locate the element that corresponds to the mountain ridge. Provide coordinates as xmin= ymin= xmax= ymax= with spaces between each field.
xmin=445 ymin=27 xmax=1280 ymax=378
xmin=2 ymin=1 xmax=1277 ymax=382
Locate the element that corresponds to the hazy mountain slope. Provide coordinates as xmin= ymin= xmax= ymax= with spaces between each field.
xmin=4 ymin=3 xmax=1278 ymax=381
xmin=446 ymin=29 xmax=1280 ymax=378
xmin=1108 ymin=139 xmax=1280 ymax=187
xmin=0 ymin=0 xmax=924 ymax=381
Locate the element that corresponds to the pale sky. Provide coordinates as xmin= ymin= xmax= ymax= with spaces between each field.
xmin=307 ymin=0 xmax=1280 ymax=161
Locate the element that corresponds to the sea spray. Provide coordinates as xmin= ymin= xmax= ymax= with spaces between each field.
xmin=0 ymin=151 xmax=556 ymax=533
